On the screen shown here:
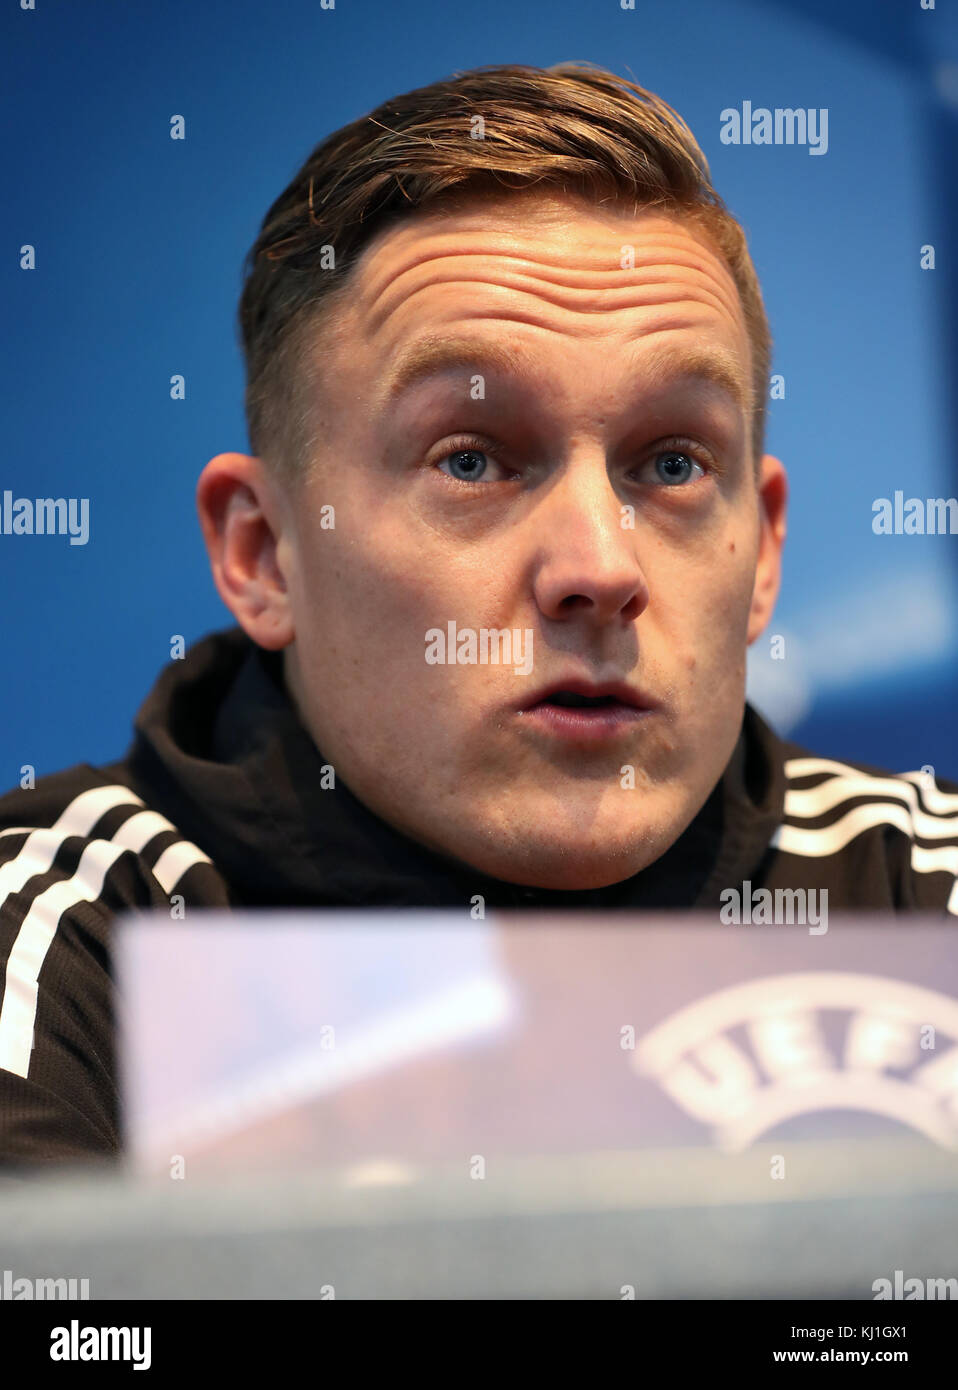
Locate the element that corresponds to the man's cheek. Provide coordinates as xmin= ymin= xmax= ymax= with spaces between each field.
xmin=303 ymin=540 xmax=431 ymax=653
xmin=694 ymin=553 xmax=756 ymax=635
xmin=664 ymin=595 xmax=749 ymax=696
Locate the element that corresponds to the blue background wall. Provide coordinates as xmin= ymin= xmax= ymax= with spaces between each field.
xmin=2 ymin=0 xmax=956 ymax=786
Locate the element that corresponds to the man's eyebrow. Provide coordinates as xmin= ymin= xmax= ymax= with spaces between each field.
xmin=379 ymin=333 xmax=752 ymax=415
xmin=632 ymin=341 xmax=753 ymax=418
xmin=380 ymin=335 xmax=533 ymax=403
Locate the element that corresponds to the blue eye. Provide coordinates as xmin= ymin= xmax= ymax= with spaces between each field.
xmin=440 ymin=447 xmax=489 ymax=482
xmin=653 ymin=450 xmax=705 ymax=485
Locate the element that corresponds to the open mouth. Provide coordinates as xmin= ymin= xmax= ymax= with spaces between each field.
xmin=538 ymin=691 xmax=626 ymax=709
xmin=519 ymin=682 xmax=655 ymax=743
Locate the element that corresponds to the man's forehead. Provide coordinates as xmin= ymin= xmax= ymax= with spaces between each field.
xmin=333 ymin=198 xmax=746 ymax=352
xmin=293 ymin=197 xmax=756 ymax=439
xmin=354 ymin=188 xmax=722 ymax=267
xmin=350 ymin=202 xmax=742 ymax=313
xmin=307 ymin=196 xmax=752 ymax=429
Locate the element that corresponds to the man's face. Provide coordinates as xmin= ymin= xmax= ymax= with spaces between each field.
xmin=264 ymin=192 xmax=785 ymax=889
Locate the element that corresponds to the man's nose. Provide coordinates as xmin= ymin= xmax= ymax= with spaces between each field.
xmin=530 ymin=451 xmax=651 ymax=626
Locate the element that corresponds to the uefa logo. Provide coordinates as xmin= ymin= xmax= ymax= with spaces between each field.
xmin=632 ymin=974 xmax=958 ymax=1151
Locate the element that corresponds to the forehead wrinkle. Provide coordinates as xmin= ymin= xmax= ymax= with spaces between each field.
xmin=357 ymin=234 xmax=739 ymax=299
xmin=364 ymin=277 xmax=743 ymax=349
xmin=353 ymin=223 xmax=747 ymax=336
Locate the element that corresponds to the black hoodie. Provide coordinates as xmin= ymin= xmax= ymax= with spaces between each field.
xmin=1 ymin=626 xmax=956 ymax=1162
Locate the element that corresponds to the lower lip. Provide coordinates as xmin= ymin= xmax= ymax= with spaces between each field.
xmin=519 ymin=701 xmax=656 ymax=744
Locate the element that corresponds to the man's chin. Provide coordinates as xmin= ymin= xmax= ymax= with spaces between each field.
xmin=450 ymin=830 xmax=672 ymax=893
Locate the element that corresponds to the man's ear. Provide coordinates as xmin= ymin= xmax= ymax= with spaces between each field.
xmin=196 ymin=452 xmax=296 ymax=650
xmin=747 ymin=454 xmax=788 ymax=645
